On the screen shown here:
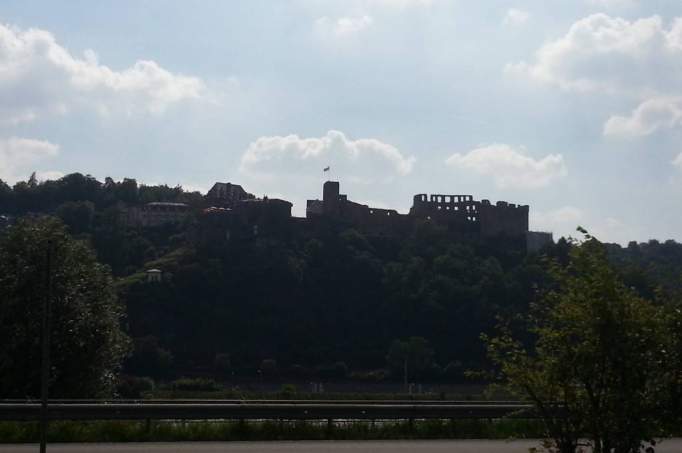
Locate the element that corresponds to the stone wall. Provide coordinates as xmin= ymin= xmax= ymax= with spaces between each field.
xmin=478 ymin=200 xmax=529 ymax=238
xmin=126 ymin=202 xmax=190 ymax=227
xmin=306 ymin=181 xmax=530 ymax=239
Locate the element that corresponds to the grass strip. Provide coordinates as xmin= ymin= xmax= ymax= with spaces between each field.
xmin=0 ymin=418 xmax=546 ymax=443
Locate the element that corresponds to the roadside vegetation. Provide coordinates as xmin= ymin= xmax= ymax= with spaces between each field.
xmin=483 ymin=229 xmax=682 ymax=453
xmin=0 ymin=418 xmax=547 ymax=443
xmin=3 ymin=175 xmax=682 ymax=451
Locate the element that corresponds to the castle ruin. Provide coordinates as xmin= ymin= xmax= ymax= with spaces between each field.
xmin=306 ymin=181 xmax=533 ymax=241
xmin=198 ymin=180 xmax=552 ymax=252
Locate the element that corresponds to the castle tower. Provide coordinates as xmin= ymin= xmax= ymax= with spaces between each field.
xmin=323 ymin=181 xmax=340 ymax=214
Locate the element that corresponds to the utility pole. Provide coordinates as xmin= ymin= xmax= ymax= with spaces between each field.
xmin=403 ymin=357 xmax=408 ymax=393
xmin=40 ymin=241 xmax=52 ymax=453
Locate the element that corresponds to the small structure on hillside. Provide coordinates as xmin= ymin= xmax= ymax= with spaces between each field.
xmin=126 ymin=202 xmax=190 ymax=227
xmin=146 ymin=268 xmax=163 ymax=283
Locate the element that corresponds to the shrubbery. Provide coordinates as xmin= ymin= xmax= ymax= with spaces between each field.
xmin=170 ymin=378 xmax=220 ymax=392
xmin=116 ymin=376 xmax=154 ymax=399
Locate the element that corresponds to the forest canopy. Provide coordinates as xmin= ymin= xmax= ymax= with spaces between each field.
xmin=1 ymin=172 xmax=681 ymax=383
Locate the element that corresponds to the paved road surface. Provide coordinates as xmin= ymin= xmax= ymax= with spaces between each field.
xmin=1 ymin=440 xmax=680 ymax=453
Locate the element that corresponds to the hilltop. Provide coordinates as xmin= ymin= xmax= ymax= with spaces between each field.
xmin=1 ymin=172 xmax=681 ymax=386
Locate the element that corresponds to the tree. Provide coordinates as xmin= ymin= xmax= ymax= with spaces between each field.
xmin=0 ymin=216 xmax=130 ymax=398
xmin=56 ymin=200 xmax=95 ymax=235
xmin=124 ymin=336 xmax=173 ymax=379
xmin=116 ymin=178 xmax=139 ymax=204
xmin=483 ymin=230 xmax=675 ymax=453
xmin=0 ymin=179 xmax=13 ymax=212
xmin=260 ymin=359 xmax=278 ymax=377
xmin=386 ymin=336 xmax=435 ymax=384
xmin=56 ymin=173 xmax=102 ymax=205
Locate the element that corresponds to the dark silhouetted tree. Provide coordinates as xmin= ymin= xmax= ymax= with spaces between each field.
xmin=483 ymin=230 xmax=676 ymax=453
xmin=0 ymin=216 xmax=130 ymax=398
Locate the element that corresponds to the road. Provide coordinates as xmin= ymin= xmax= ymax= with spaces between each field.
xmin=1 ymin=440 xmax=680 ymax=453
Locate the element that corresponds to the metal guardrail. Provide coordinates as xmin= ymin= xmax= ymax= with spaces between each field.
xmin=0 ymin=401 xmax=535 ymax=421
xmin=0 ymin=399 xmax=524 ymax=405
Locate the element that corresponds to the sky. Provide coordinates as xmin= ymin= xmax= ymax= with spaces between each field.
xmin=0 ymin=0 xmax=681 ymax=244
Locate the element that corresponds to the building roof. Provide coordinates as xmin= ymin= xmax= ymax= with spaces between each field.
xmin=146 ymin=202 xmax=189 ymax=207
xmin=208 ymin=182 xmax=246 ymax=193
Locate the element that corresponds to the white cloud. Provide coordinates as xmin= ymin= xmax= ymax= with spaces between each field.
xmin=506 ymin=14 xmax=682 ymax=95
xmin=367 ymin=0 xmax=433 ymax=9
xmin=586 ymin=0 xmax=637 ymax=9
xmin=503 ymin=9 xmax=530 ymax=27
xmin=315 ymin=15 xmax=373 ymax=37
xmin=240 ymin=130 xmax=415 ymax=182
xmin=0 ymin=137 xmax=60 ymax=182
xmin=508 ymin=14 xmax=682 ymax=139
xmin=0 ymin=23 xmax=205 ymax=123
xmin=604 ymin=97 xmax=682 ymax=138
xmin=445 ymin=144 xmax=567 ymax=189
xmin=673 ymin=153 xmax=682 ymax=170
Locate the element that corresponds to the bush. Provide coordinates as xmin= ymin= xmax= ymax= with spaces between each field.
xmin=214 ymin=353 xmax=231 ymax=374
xmin=124 ymin=336 xmax=173 ymax=378
xmin=349 ymin=369 xmax=388 ymax=382
xmin=317 ymin=362 xmax=349 ymax=380
xmin=333 ymin=361 xmax=349 ymax=379
xmin=289 ymin=364 xmax=312 ymax=378
xmin=116 ymin=375 xmax=154 ymax=398
xmin=260 ymin=359 xmax=277 ymax=376
xmin=280 ymin=384 xmax=297 ymax=397
xmin=171 ymin=378 xmax=220 ymax=392
xmin=444 ymin=361 xmax=464 ymax=381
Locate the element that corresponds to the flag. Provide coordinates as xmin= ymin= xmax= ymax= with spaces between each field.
xmin=323 ymin=166 xmax=330 ymax=172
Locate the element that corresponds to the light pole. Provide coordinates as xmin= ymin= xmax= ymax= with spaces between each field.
xmin=40 ymin=240 xmax=52 ymax=453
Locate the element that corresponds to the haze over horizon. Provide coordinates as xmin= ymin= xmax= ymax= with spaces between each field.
xmin=1 ymin=0 xmax=681 ymax=244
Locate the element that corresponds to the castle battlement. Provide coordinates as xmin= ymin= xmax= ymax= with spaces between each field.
xmin=304 ymin=181 xmax=530 ymax=239
xmin=201 ymin=180 xmax=550 ymax=251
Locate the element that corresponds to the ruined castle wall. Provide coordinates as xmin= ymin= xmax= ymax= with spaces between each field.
xmin=478 ymin=201 xmax=528 ymax=238
xmin=234 ymin=198 xmax=292 ymax=226
xmin=409 ymin=194 xmax=480 ymax=234
xmin=305 ymin=183 xmax=530 ymax=240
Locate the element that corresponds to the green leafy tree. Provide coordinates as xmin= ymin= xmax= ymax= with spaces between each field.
xmin=260 ymin=359 xmax=278 ymax=377
xmin=0 ymin=179 xmax=13 ymax=212
xmin=213 ymin=353 xmax=232 ymax=375
xmin=0 ymin=216 xmax=130 ymax=398
xmin=116 ymin=178 xmax=139 ymax=204
xmin=483 ymin=230 xmax=675 ymax=453
xmin=386 ymin=336 xmax=435 ymax=383
xmin=56 ymin=200 xmax=95 ymax=235
xmin=124 ymin=336 xmax=174 ymax=379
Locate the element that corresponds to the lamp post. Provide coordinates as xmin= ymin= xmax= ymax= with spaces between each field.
xmin=40 ymin=240 xmax=52 ymax=453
